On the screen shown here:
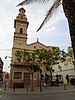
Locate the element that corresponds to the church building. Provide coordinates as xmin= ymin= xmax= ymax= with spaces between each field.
xmin=9 ymin=8 xmax=58 ymax=88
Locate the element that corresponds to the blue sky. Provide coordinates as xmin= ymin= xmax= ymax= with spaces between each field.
xmin=0 ymin=0 xmax=71 ymax=72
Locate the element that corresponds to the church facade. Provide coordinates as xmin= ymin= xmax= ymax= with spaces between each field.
xmin=9 ymin=8 xmax=59 ymax=88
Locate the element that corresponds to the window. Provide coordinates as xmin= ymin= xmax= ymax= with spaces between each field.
xmin=34 ymin=46 xmax=36 ymax=49
xmin=20 ymin=28 xmax=23 ymax=33
xmin=14 ymin=72 xmax=22 ymax=79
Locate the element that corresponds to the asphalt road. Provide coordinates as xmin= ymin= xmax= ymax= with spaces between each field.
xmin=0 ymin=91 xmax=75 ymax=100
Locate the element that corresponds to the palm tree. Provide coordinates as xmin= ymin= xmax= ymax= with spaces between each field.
xmin=17 ymin=0 xmax=75 ymax=65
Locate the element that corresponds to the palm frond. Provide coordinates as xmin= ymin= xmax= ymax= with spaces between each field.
xmin=17 ymin=0 xmax=48 ymax=6
xmin=37 ymin=0 xmax=61 ymax=32
xmin=17 ymin=0 xmax=62 ymax=32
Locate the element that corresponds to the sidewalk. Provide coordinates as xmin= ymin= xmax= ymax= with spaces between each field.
xmin=1 ymin=84 xmax=75 ymax=94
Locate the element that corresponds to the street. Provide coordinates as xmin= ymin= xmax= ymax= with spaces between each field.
xmin=0 ymin=91 xmax=75 ymax=100
xmin=0 ymin=80 xmax=75 ymax=100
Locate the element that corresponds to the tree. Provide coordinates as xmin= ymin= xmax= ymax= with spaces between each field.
xmin=44 ymin=47 xmax=60 ymax=86
xmin=17 ymin=0 xmax=75 ymax=66
xmin=67 ymin=46 xmax=74 ymax=63
xmin=60 ymin=49 xmax=66 ymax=62
xmin=15 ymin=50 xmax=40 ymax=91
xmin=35 ymin=48 xmax=60 ymax=86
xmin=27 ymin=52 xmax=40 ymax=91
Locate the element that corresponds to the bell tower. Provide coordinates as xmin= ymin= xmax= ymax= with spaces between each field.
xmin=13 ymin=7 xmax=29 ymax=47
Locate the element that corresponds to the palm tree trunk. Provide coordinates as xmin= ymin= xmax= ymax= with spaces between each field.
xmin=63 ymin=0 xmax=75 ymax=67
xmin=68 ymin=21 xmax=75 ymax=49
xmin=68 ymin=20 xmax=75 ymax=69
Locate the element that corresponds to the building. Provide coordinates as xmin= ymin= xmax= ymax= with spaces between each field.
xmin=9 ymin=8 xmax=58 ymax=88
xmin=0 ymin=57 xmax=3 ymax=81
xmin=8 ymin=8 xmax=75 ymax=88
xmin=53 ymin=56 xmax=75 ymax=80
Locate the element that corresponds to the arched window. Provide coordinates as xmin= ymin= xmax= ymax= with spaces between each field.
xmin=20 ymin=28 xmax=23 ymax=33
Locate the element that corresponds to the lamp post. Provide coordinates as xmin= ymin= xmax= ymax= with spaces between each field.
xmin=5 ymin=56 xmax=12 ymax=59
xmin=5 ymin=56 xmax=13 ymax=88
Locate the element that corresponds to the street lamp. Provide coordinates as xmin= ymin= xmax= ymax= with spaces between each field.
xmin=5 ymin=56 xmax=13 ymax=88
xmin=5 ymin=56 xmax=12 ymax=59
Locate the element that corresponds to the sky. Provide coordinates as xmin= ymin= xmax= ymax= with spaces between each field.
xmin=0 ymin=0 xmax=71 ymax=72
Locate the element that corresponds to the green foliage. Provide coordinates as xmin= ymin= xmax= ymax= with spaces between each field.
xmin=67 ymin=46 xmax=74 ymax=61
xmin=60 ymin=50 xmax=66 ymax=62
xmin=35 ymin=48 xmax=60 ymax=65
xmin=15 ymin=51 xmax=23 ymax=62
xmin=15 ymin=48 xmax=61 ymax=76
xmin=35 ymin=48 xmax=60 ymax=77
xmin=15 ymin=50 xmax=40 ymax=73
